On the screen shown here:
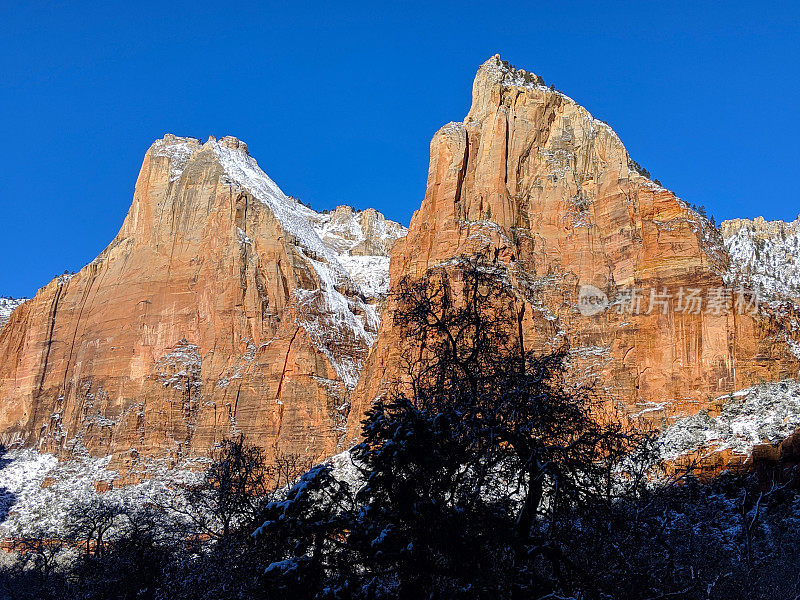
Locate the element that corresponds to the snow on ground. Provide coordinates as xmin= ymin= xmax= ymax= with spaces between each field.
xmin=0 ymin=446 xmax=361 ymax=541
xmin=336 ymin=255 xmax=392 ymax=298
xmin=658 ymin=380 xmax=800 ymax=460
xmin=0 ymin=448 xmax=205 ymax=539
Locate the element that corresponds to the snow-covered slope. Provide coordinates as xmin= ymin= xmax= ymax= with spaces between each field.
xmin=0 ymin=297 xmax=26 ymax=330
xmin=304 ymin=205 xmax=407 ymax=298
xmin=722 ymin=216 xmax=800 ymax=302
xmin=658 ymin=380 xmax=800 ymax=460
xmin=0 ymin=448 xmax=204 ymax=538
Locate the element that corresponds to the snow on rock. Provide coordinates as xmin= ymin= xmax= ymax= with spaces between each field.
xmin=303 ymin=205 xmax=407 ymax=298
xmin=658 ymin=380 xmax=800 ymax=460
xmin=0 ymin=297 xmax=26 ymax=330
xmin=336 ymin=255 xmax=392 ymax=298
xmin=148 ymin=135 xmax=407 ymax=389
xmin=327 ymin=449 xmax=364 ymax=492
xmin=722 ymin=215 xmax=800 ymax=302
xmin=149 ymin=135 xmax=200 ymax=182
xmin=154 ymin=339 xmax=202 ymax=391
xmin=206 ymin=136 xmax=406 ymax=387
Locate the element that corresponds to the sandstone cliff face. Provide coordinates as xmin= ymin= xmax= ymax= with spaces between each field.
xmin=0 ymin=135 xmax=405 ymax=467
xmin=3 ymin=57 xmax=799 ymax=469
xmin=346 ymin=56 xmax=800 ymax=442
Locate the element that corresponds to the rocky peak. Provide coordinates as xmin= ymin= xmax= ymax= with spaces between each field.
xmin=722 ymin=215 xmax=800 ymax=238
xmin=346 ymin=56 xmax=799 ymax=443
xmin=217 ymin=135 xmax=248 ymax=152
xmin=139 ymin=134 xmax=406 ymax=300
xmin=311 ymin=205 xmax=406 ymax=258
xmin=469 ymin=55 xmax=563 ymax=102
xmin=405 ymin=55 xmax=724 ymax=282
xmin=0 ymin=133 xmax=406 ymax=467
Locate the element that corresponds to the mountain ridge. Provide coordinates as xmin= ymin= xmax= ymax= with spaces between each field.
xmin=1 ymin=55 xmax=799 ymax=472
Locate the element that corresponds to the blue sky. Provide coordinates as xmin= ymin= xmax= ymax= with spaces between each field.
xmin=1 ymin=1 xmax=798 ymax=298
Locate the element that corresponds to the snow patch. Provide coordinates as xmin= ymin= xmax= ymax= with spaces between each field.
xmin=658 ymin=380 xmax=800 ymax=460
xmin=0 ymin=297 xmax=26 ymax=328
xmin=150 ymin=136 xmax=199 ymax=182
xmin=154 ymin=339 xmax=202 ymax=392
xmin=0 ymin=449 xmax=206 ymax=539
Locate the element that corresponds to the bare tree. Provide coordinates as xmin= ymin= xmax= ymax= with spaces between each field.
xmin=65 ymin=496 xmax=122 ymax=558
xmin=168 ymin=435 xmax=274 ymax=541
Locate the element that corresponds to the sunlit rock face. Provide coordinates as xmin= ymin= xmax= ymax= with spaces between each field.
xmin=0 ymin=134 xmax=405 ymax=468
xmin=2 ymin=56 xmax=800 ymax=471
xmin=346 ymin=56 xmax=800 ymax=445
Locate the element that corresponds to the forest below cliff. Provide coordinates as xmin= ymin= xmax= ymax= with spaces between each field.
xmin=1 ymin=258 xmax=799 ymax=600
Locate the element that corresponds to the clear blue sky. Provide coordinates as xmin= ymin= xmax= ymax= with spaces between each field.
xmin=1 ymin=1 xmax=798 ymax=298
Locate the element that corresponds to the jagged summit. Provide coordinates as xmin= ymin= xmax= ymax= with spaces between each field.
xmin=427 ymin=56 xmax=720 ymax=275
xmin=477 ymin=54 xmax=546 ymax=88
xmin=141 ymin=134 xmax=409 ymax=317
xmin=463 ymin=57 xmax=676 ymax=197
xmin=145 ymin=133 xmax=407 ymax=301
xmin=722 ymin=214 xmax=800 ymax=232
xmin=142 ymin=133 xmax=408 ymax=387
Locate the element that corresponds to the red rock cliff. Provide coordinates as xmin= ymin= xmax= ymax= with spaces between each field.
xmin=0 ymin=134 xmax=404 ymax=468
xmin=346 ymin=56 xmax=800 ymax=442
xmin=2 ymin=57 xmax=798 ymax=467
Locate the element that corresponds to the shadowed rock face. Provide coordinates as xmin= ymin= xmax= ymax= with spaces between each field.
xmin=346 ymin=56 xmax=800 ymax=443
xmin=0 ymin=134 xmax=405 ymax=468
